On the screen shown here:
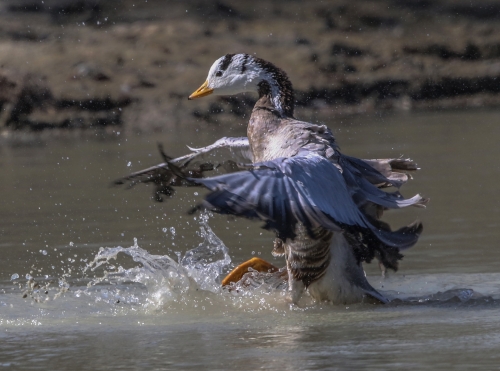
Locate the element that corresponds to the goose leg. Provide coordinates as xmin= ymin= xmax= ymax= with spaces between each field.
xmin=287 ymin=268 xmax=305 ymax=304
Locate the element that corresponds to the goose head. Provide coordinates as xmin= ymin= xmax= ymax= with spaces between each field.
xmin=188 ymin=54 xmax=263 ymax=99
xmin=189 ymin=53 xmax=295 ymax=117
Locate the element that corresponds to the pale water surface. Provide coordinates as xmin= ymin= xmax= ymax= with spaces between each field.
xmin=1 ymin=109 xmax=500 ymax=370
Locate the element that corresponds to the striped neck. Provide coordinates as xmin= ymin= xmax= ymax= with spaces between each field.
xmin=252 ymin=56 xmax=295 ymax=117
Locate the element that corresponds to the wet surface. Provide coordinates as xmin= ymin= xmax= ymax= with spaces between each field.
xmin=1 ymin=109 xmax=500 ymax=369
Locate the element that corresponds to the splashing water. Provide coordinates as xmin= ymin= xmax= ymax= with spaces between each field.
xmin=8 ymin=212 xmax=499 ymax=320
xmin=180 ymin=213 xmax=231 ymax=292
xmin=83 ymin=213 xmax=233 ymax=308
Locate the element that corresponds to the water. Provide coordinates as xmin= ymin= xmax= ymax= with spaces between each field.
xmin=1 ymin=109 xmax=500 ymax=369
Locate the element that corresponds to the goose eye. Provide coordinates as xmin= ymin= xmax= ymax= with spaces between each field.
xmin=215 ymin=71 xmax=223 ymax=77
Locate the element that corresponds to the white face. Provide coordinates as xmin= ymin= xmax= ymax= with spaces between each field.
xmin=205 ymin=54 xmax=261 ymax=95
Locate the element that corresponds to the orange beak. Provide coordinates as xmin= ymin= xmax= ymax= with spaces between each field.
xmin=188 ymin=80 xmax=213 ymax=100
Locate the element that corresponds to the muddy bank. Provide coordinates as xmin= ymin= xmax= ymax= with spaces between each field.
xmin=1 ymin=0 xmax=500 ymax=133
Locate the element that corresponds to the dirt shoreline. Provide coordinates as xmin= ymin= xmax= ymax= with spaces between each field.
xmin=1 ymin=0 xmax=500 ymax=134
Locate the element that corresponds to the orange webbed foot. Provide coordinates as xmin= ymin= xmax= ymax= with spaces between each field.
xmin=222 ymin=257 xmax=281 ymax=286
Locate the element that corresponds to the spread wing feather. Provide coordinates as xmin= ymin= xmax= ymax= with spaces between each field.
xmin=191 ymin=152 xmax=422 ymax=249
xmin=340 ymin=155 xmax=427 ymax=210
xmin=112 ymin=137 xmax=252 ymax=201
xmin=182 ymin=136 xmax=253 ymax=166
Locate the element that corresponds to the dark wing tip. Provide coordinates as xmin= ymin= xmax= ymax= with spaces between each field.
xmin=157 ymin=142 xmax=172 ymax=163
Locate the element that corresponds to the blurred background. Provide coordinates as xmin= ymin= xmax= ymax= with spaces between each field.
xmin=0 ymin=0 xmax=500 ymax=133
xmin=1 ymin=0 xmax=500 ymax=277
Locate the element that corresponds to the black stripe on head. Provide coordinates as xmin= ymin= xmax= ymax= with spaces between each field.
xmin=220 ymin=53 xmax=235 ymax=71
xmin=241 ymin=54 xmax=249 ymax=73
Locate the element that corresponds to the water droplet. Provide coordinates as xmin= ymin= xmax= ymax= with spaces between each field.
xmin=41 ymin=250 xmax=47 ymax=255
xmin=10 ymin=273 xmax=19 ymax=281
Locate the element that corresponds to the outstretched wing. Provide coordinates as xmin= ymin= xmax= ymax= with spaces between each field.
xmin=178 ymin=136 xmax=253 ymax=168
xmin=113 ymin=137 xmax=252 ymax=201
xmin=343 ymin=155 xmax=419 ymax=189
xmin=190 ymin=152 xmax=423 ymax=250
xmin=114 ymin=135 xmax=424 ymax=211
xmin=339 ymin=155 xmax=427 ymax=210
xmin=355 ymin=157 xmax=419 ymax=188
